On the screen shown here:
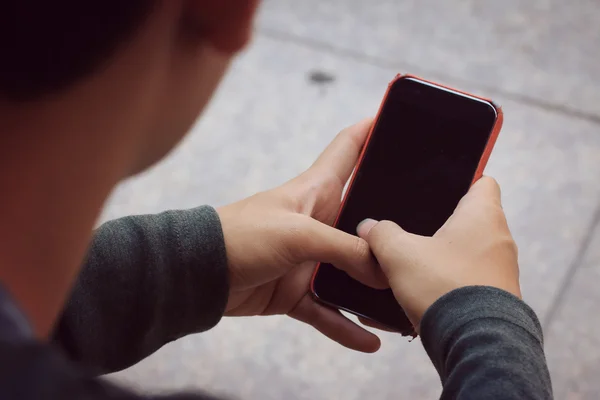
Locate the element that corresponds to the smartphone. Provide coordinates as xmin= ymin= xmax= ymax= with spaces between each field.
xmin=310 ymin=75 xmax=503 ymax=335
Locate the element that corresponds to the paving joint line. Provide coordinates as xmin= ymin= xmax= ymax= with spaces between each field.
xmin=257 ymin=27 xmax=600 ymax=126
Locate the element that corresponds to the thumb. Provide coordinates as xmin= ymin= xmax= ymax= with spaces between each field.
xmin=356 ymin=219 xmax=418 ymax=281
xmin=453 ymin=176 xmax=502 ymax=216
xmin=357 ymin=219 xmax=427 ymax=328
xmin=439 ymin=176 xmax=506 ymax=236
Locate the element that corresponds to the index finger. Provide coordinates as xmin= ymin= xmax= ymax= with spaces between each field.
xmin=288 ymin=216 xmax=388 ymax=289
xmin=309 ymin=118 xmax=374 ymax=185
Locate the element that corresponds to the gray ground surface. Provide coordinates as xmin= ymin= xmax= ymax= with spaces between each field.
xmin=103 ymin=1 xmax=600 ymax=398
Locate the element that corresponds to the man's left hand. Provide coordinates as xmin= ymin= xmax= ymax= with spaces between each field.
xmin=217 ymin=119 xmax=387 ymax=353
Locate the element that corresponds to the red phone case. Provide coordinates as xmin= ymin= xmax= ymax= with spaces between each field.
xmin=310 ymin=74 xmax=504 ymax=328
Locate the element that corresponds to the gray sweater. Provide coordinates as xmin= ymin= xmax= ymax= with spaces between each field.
xmin=0 ymin=206 xmax=552 ymax=399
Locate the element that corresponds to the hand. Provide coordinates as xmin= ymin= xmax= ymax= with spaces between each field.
xmin=357 ymin=177 xmax=520 ymax=333
xmin=217 ymin=119 xmax=387 ymax=353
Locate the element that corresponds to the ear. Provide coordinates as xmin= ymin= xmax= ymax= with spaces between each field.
xmin=182 ymin=0 xmax=261 ymax=53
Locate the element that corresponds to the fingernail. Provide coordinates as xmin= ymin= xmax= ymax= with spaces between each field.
xmin=356 ymin=218 xmax=378 ymax=237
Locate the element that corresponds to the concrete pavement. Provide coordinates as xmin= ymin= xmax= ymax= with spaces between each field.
xmin=104 ymin=1 xmax=600 ymax=398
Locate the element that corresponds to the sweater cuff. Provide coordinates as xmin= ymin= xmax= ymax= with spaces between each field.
xmin=420 ymin=286 xmax=543 ymax=374
xmin=172 ymin=205 xmax=229 ymax=335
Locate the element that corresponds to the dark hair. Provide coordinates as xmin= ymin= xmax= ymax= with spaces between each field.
xmin=0 ymin=1 xmax=156 ymax=101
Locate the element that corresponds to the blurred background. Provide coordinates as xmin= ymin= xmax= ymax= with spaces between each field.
xmin=103 ymin=1 xmax=600 ymax=398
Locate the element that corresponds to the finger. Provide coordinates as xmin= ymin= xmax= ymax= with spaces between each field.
xmin=290 ymin=217 xmax=388 ymax=289
xmin=357 ymin=219 xmax=417 ymax=280
xmin=358 ymin=317 xmax=399 ymax=333
xmin=289 ymin=294 xmax=381 ymax=353
xmin=309 ymin=118 xmax=374 ymax=185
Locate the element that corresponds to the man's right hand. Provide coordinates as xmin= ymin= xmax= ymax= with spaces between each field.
xmin=357 ymin=177 xmax=521 ymax=333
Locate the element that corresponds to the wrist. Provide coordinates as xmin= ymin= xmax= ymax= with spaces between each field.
xmin=215 ymin=204 xmax=251 ymax=316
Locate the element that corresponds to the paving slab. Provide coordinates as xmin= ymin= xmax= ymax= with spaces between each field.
xmin=257 ymin=0 xmax=600 ymax=120
xmin=101 ymin=34 xmax=600 ymax=398
xmin=545 ymin=220 xmax=600 ymax=399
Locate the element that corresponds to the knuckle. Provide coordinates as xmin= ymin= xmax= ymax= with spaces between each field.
xmin=470 ymin=201 xmax=506 ymax=228
xmin=280 ymin=218 xmax=309 ymax=263
xmin=508 ymin=236 xmax=519 ymax=259
xmin=298 ymin=174 xmax=343 ymax=215
xmin=321 ymin=174 xmax=343 ymax=195
xmin=492 ymin=232 xmax=519 ymax=261
xmin=353 ymin=236 xmax=371 ymax=261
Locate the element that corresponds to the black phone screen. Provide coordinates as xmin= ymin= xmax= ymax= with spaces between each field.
xmin=312 ymin=77 xmax=498 ymax=333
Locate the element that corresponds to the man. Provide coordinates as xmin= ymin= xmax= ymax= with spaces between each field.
xmin=0 ymin=1 xmax=552 ymax=399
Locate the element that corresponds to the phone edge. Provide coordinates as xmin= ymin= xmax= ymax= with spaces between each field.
xmin=309 ymin=75 xmax=401 ymax=298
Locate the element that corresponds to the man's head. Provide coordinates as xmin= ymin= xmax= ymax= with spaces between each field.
xmin=0 ymin=0 xmax=260 ymax=337
xmin=0 ymin=0 xmax=259 ymax=174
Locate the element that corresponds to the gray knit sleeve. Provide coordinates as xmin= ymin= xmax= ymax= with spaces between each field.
xmin=420 ymin=286 xmax=553 ymax=399
xmin=53 ymin=206 xmax=229 ymax=374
